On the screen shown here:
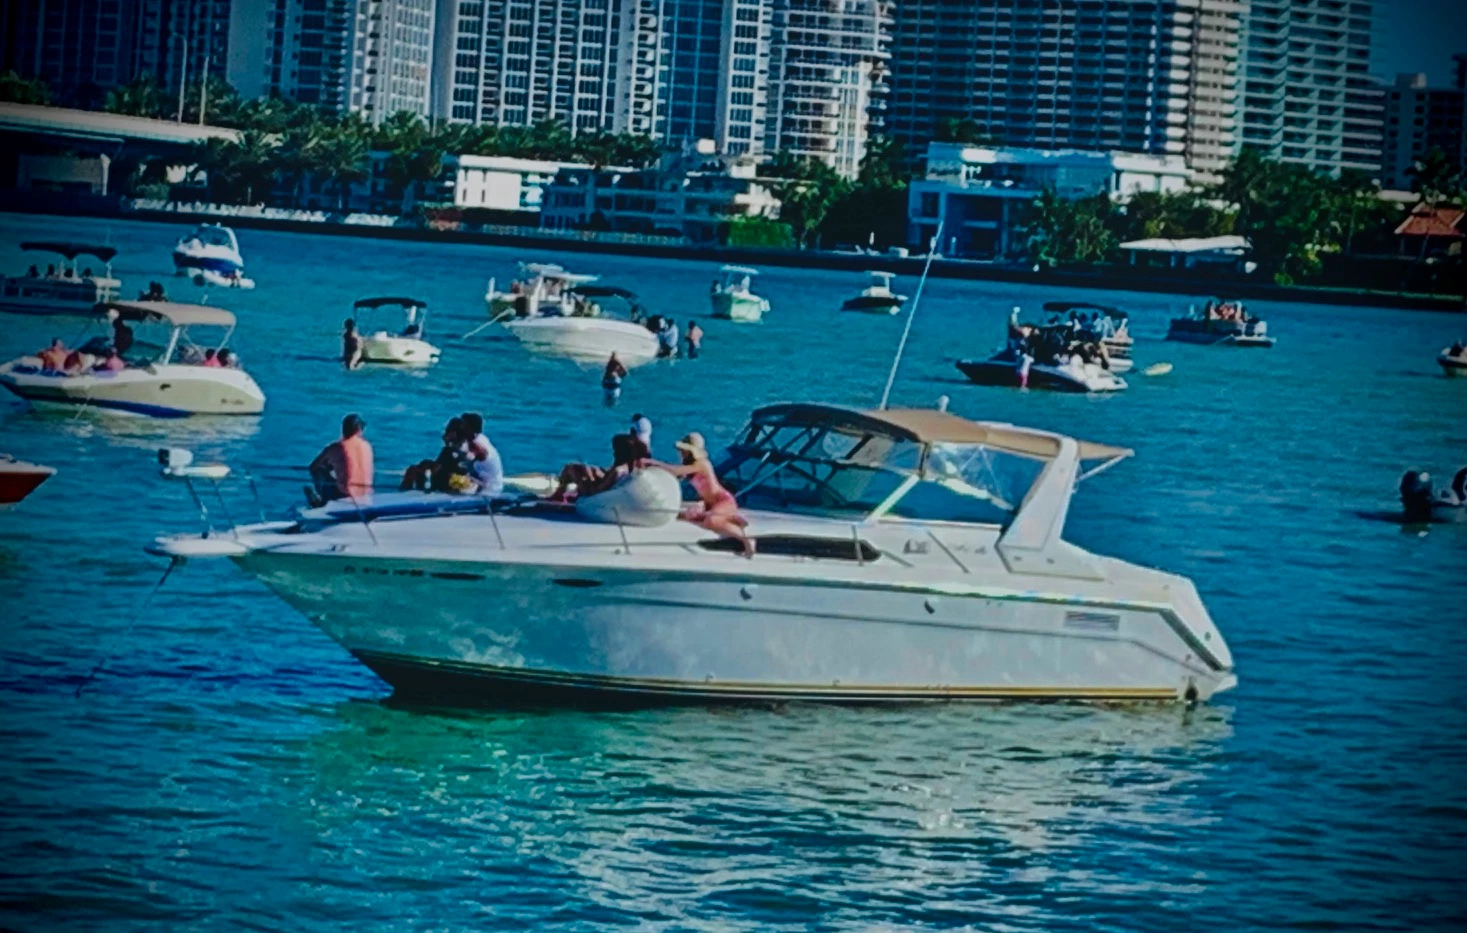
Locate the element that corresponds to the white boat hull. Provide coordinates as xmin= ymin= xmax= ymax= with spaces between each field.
xmin=230 ymin=549 xmax=1232 ymax=703
xmin=0 ymin=358 xmax=265 ymax=417
xmin=711 ymin=292 xmax=769 ymax=322
xmin=1439 ymin=352 xmax=1466 ymax=376
xmin=503 ymin=317 xmax=659 ymax=367
xmin=361 ymin=333 xmax=440 ymax=366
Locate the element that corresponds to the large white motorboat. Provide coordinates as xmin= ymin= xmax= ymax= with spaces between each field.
xmin=351 ymin=296 xmax=440 ymax=366
xmin=841 ymin=271 xmax=907 ymax=315
xmin=150 ymin=402 xmax=1235 ymax=704
xmin=0 ymin=242 xmax=122 ymax=315
xmin=482 ymin=263 xmax=660 ymax=367
xmin=710 ymin=265 xmax=770 ymax=322
xmin=174 ymin=224 xmax=244 ymax=277
xmin=0 ymin=300 xmax=266 ymax=417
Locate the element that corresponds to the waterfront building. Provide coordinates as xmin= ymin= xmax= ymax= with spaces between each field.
xmin=1239 ymin=0 xmax=1382 ymax=176
xmin=539 ymin=142 xmax=782 ymax=242
xmin=906 ymin=142 xmax=1192 ymax=260
xmin=347 ymin=0 xmax=436 ymax=121
xmin=886 ymin=0 xmax=1244 ymax=177
xmin=1379 ymin=73 xmax=1466 ymax=192
xmin=444 ymin=154 xmax=594 ymax=212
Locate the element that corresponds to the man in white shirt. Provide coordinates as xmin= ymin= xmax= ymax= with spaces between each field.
xmin=630 ymin=413 xmax=652 ymax=453
xmin=460 ymin=411 xmax=504 ymax=496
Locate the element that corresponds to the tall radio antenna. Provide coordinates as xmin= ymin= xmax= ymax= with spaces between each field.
xmin=878 ymin=221 xmax=942 ymax=410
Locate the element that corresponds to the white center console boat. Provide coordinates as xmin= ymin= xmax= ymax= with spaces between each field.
xmin=150 ymin=402 xmax=1235 ymax=705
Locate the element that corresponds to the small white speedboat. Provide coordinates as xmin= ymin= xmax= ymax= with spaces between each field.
xmin=0 ymin=455 xmax=56 ymax=510
xmin=841 ymin=271 xmax=907 ymax=314
xmin=351 ymin=296 xmax=440 ymax=366
xmin=174 ymin=224 xmax=245 ymax=278
xmin=0 ymin=300 xmax=265 ymax=417
xmin=710 ymin=265 xmax=770 ymax=322
xmin=0 ymin=242 xmax=122 ymax=316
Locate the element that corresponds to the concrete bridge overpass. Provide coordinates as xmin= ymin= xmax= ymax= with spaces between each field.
xmin=0 ymin=102 xmax=240 ymax=198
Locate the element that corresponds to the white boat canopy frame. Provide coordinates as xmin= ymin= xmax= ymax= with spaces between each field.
xmin=717 ymin=404 xmax=1131 ymax=534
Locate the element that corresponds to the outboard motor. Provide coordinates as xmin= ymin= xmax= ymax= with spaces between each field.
xmin=1399 ymin=470 xmax=1434 ymax=523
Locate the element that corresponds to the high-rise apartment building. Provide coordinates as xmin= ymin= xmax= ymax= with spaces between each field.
xmin=656 ymin=0 xmax=772 ymax=157
xmin=1239 ymin=0 xmax=1381 ymax=176
xmin=886 ymin=0 xmax=1244 ymax=177
xmin=233 ymin=0 xmax=432 ymax=121
xmin=1379 ymin=72 xmax=1466 ymax=191
xmin=0 ymin=0 xmax=236 ymax=110
xmin=764 ymin=0 xmax=889 ymax=177
xmin=346 ymin=0 xmax=435 ymax=120
xmin=432 ymin=0 xmax=661 ymax=135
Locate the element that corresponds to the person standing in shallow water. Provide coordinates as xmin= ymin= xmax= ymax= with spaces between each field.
xmin=686 ymin=320 xmax=703 ymax=359
xmin=342 ymin=318 xmax=364 ymax=370
xmin=602 ymin=353 xmax=627 ymax=404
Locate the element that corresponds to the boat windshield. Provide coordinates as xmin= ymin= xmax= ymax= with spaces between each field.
xmin=716 ymin=422 xmax=1046 ymax=525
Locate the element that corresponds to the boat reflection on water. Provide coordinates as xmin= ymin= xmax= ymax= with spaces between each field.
xmin=295 ymin=699 xmax=1233 ymax=876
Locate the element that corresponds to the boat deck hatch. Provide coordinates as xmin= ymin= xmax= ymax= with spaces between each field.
xmin=699 ymin=535 xmax=881 ymax=562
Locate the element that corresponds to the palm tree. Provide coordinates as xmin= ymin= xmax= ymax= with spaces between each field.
xmin=1214 ymin=145 xmax=1271 ymax=233
xmin=104 ymin=77 xmax=165 ymax=118
xmin=315 ymin=126 xmax=369 ymax=211
xmin=0 ymin=70 xmax=50 ymax=105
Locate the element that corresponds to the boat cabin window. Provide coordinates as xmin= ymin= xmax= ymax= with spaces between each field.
xmin=717 ymin=423 xmax=1047 ymax=526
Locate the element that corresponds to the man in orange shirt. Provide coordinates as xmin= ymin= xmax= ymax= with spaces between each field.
xmin=309 ymin=413 xmax=374 ymax=503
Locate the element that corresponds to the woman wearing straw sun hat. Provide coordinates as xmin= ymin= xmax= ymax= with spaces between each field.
xmin=660 ymin=431 xmax=755 ymax=558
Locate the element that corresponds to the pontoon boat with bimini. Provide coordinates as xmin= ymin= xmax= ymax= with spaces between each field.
xmin=841 ymin=271 xmax=907 ymax=314
xmin=711 ymin=265 xmax=770 ymax=322
xmin=0 ymin=242 xmax=122 ymax=315
xmin=351 ymin=296 xmax=440 ymax=366
xmin=149 ymin=401 xmax=1234 ymax=705
xmin=0 ymin=300 xmax=265 ymax=417
xmin=1167 ymin=299 xmax=1274 ymax=347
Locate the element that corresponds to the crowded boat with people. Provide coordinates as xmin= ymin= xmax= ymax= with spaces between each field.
xmin=956 ymin=308 xmax=1128 ymax=393
xmin=477 ymin=262 xmax=664 ymax=367
xmin=342 ymin=296 xmax=440 ymax=367
xmin=148 ymin=399 xmax=1236 ymax=704
xmin=1042 ymin=301 xmax=1134 ymax=373
xmin=0 ymin=300 xmax=265 ymax=417
xmin=1167 ymin=298 xmax=1275 ymax=347
xmin=0 ymin=242 xmax=123 ymax=316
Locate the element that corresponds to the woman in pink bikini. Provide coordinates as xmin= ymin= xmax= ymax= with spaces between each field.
xmin=662 ymin=432 xmax=754 ymax=557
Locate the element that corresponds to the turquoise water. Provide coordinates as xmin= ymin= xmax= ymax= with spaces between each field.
xmin=0 ymin=214 xmax=1463 ymax=930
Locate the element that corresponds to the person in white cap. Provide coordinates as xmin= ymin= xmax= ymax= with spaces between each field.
xmin=661 ymin=431 xmax=753 ymax=557
xmin=630 ymin=413 xmax=652 ymax=452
